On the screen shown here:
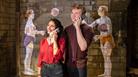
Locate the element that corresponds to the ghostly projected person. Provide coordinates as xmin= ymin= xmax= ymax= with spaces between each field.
xmin=89 ymin=6 xmax=115 ymax=77
xmin=23 ymin=9 xmax=45 ymax=75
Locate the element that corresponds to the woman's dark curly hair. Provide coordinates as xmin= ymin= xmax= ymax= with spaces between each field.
xmin=45 ymin=18 xmax=64 ymax=38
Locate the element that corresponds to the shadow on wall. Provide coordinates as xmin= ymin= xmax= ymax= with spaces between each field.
xmin=0 ymin=31 xmax=11 ymax=77
xmin=0 ymin=32 xmax=9 ymax=48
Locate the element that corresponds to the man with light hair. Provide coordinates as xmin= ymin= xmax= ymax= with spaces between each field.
xmin=64 ymin=3 xmax=94 ymax=77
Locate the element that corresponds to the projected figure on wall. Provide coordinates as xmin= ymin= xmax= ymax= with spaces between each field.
xmin=23 ymin=9 xmax=45 ymax=75
xmin=89 ymin=5 xmax=115 ymax=77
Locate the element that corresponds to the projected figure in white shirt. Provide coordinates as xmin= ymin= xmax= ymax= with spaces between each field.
xmin=89 ymin=6 xmax=115 ymax=77
xmin=23 ymin=9 xmax=45 ymax=75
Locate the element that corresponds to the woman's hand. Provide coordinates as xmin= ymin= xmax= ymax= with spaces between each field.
xmin=53 ymin=31 xmax=58 ymax=41
xmin=39 ymin=31 xmax=45 ymax=36
xmin=51 ymin=31 xmax=58 ymax=55
xmin=38 ymin=75 xmax=41 ymax=77
xmin=37 ymin=67 xmax=41 ymax=77
xmin=94 ymin=35 xmax=100 ymax=41
xmin=50 ymin=31 xmax=58 ymax=43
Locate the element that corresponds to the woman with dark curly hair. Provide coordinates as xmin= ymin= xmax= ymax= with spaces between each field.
xmin=37 ymin=18 xmax=65 ymax=77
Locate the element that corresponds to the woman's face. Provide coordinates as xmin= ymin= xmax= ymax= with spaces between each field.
xmin=29 ymin=11 xmax=35 ymax=19
xmin=98 ymin=7 xmax=105 ymax=17
xmin=47 ymin=21 xmax=56 ymax=34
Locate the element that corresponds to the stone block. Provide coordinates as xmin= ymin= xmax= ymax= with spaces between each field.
xmin=88 ymin=48 xmax=100 ymax=56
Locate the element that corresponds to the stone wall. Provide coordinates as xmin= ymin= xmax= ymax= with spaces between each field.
xmin=19 ymin=0 xmax=129 ymax=77
xmin=127 ymin=0 xmax=138 ymax=68
xmin=0 ymin=0 xmax=130 ymax=77
xmin=0 ymin=0 xmax=17 ymax=77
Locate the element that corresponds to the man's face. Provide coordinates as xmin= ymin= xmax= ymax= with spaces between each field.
xmin=71 ymin=9 xmax=82 ymax=23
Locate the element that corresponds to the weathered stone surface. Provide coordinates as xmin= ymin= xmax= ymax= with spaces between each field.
xmin=0 ymin=0 xmax=130 ymax=77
